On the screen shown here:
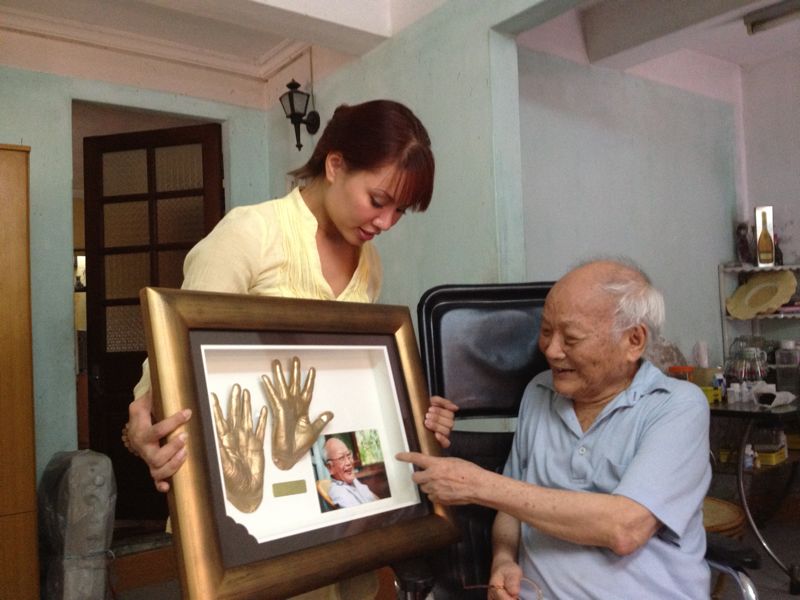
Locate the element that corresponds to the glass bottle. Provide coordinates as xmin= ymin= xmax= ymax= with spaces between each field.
xmin=776 ymin=340 xmax=800 ymax=397
xmin=774 ymin=234 xmax=784 ymax=266
xmin=757 ymin=209 xmax=774 ymax=265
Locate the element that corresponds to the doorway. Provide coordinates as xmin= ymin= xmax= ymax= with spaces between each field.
xmin=73 ymin=102 xmax=224 ymax=531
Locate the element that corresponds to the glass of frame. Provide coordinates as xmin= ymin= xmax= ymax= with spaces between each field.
xmin=140 ymin=287 xmax=458 ymax=599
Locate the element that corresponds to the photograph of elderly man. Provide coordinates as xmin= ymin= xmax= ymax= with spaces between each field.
xmin=314 ymin=431 xmax=390 ymax=511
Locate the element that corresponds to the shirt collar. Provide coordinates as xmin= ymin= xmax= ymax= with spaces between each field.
xmin=288 ymin=186 xmax=319 ymax=232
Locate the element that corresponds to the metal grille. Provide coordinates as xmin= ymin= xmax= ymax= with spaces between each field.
xmin=155 ymin=144 xmax=203 ymax=191
xmin=105 ymin=253 xmax=149 ymax=300
xmin=105 ymin=305 xmax=145 ymax=352
xmin=104 ymin=201 xmax=149 ymax=247
xmin=158 ymin=196 xmax=204 ymax=243
xmin=102 ymin=149 xmax=147 ymax=196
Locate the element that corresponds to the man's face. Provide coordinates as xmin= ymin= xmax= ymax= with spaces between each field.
xmin=538 ymin=267 xmax=640 ymax=406
xmin=326 ymin=439 xmax=355 ymax=484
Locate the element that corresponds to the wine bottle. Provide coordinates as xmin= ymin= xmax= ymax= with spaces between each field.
xmin=757 ymin=209 xmax=774 ymax=265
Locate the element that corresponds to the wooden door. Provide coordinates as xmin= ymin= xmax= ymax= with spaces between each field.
xmin=84 ymin=124 xmax=223 ymax=521
xmin=0 ymin=144 xmax=38 ymax=599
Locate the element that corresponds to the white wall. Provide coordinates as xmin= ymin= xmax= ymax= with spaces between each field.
xmin=518 ymin=49 xmax=737 ymax=366
xmin=517 ymin=10 xmax=750 ymax=222
xmin=742 ymin=47 xmax=800 ymax=266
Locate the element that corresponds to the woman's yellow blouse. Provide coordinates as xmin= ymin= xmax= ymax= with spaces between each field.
xmin=133 ymin=187 xmax=382 ymax=398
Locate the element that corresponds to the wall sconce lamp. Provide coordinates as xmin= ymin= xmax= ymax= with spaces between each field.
xmin=280 ymin=79 xmax=320 ymax=151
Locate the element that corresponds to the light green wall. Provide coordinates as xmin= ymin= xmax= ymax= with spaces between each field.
xmin=0 ymin=66 xmax=271 ymax=479
xmin=517 ymin=49 xmax=737 ymax=366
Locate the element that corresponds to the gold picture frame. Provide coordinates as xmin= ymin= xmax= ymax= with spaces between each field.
xmin=140 ymin=287 xmax=458 ymax=599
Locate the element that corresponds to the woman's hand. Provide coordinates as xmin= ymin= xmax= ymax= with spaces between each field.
xmin=127 ymin=390 xmax=192 ymax=493
xmin=424 ymin=395 xmax=459 ymax=448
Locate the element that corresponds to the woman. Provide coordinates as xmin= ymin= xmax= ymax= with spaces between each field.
xmin=125 ymin=99 xmax=457 ymax=492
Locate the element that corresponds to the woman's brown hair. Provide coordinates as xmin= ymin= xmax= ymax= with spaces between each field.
xmin=290 ymin=100 xmax=434 ymax=212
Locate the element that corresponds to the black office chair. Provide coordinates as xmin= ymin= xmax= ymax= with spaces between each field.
xmin=417 ymin=281 xmax=551 ymax=599
xmin=416 ymin=281 xmax=761 ymax=600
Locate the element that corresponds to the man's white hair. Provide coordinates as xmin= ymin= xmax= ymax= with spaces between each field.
xmin=323 ymin=437 xmax=344 ymax=462
xmin=574 ymin=257 xmax=665 ymax=350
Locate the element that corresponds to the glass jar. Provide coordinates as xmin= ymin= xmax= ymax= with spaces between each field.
xmin=725 ymin=346 xmax=768 ymax=385
xmin=775 ymin=340 xmax=800 ymax=397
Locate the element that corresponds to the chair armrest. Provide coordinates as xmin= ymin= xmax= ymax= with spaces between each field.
xmin=706 ymin=532 xmax=761 ymax=570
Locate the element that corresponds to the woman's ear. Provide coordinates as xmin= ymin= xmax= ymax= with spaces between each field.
xmin=324 ymin=152 xmax=345 ymax=183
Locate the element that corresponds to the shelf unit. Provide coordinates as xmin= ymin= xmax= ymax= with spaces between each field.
xmin=718 ymin=263 xmax=800 ymax=362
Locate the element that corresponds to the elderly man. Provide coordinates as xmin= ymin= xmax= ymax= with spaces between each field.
xmin=324 ymin=437 xmax=378 ymax=508
xmin=398 ymin=260 xmax=711 ymax=599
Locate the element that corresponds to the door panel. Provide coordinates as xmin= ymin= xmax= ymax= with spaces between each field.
xmin=84 ymin=123 xmax=223 ymax=521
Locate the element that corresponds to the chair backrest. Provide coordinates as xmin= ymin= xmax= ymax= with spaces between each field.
xmin=316 ymin=479 xmax=338 ymax=511
xmin=417 ymin=281 xmax=552 ymax=599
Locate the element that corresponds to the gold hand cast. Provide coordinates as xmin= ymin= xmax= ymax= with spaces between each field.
xmin=261 ymin=356 xmax=333 ymax=470
xmin=211 ymin=384 xmax=268 ymax=513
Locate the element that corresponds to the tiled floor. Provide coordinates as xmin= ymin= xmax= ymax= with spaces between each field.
xmin=726 ymin=517 xmax=800 ymax=600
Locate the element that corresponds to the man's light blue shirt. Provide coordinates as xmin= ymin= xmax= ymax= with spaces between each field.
xmin=504 ymin=361 xmax=711 ymax=599
xmin=329 ymin=477 xmax=378 ymax=508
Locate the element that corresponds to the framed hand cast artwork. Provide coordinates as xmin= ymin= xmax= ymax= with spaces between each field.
xmin=140 ymin=288 xmax=458 ymax=599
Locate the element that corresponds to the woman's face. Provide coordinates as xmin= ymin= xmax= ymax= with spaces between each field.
xmin=324 ymin=154 xmax=408 ymax=246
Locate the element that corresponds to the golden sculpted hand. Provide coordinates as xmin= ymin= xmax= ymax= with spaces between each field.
xmin=211 ymin=384 xmax=268 ymax=513
xmin=261 ymin=357 xmax=333 ymax=470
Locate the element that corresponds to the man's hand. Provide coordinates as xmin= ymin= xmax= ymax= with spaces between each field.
xmin=127 ymin=390 xmax=191 ymax=493
xmin=261 ymin=356 xmax=333 ymax=470
xmin=212 ymin=384 xmax=268 ymax=513
xmin=424 ymin=395 xmax=459 ymax=448
xmin=488 ymin=558 xmax=525 ymax=599
xmin=395 ymin=452 xmax=485 ymax=505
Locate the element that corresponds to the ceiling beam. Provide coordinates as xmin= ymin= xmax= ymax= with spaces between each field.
xmin=139 ymin=0 xmax=389 ymax=56
xmin=582 ymin=0 xmax=766 ymax=68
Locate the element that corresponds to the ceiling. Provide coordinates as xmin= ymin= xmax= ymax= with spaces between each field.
xmin=1 ymin=0 xmax=798 ymax=83
xmin=679 ymin=4 xmax=800 ymax=67
xmin=572 ymin=0 xmax=800 ymax=69
xmin=0 ymin=0 xmax=410 ymax=81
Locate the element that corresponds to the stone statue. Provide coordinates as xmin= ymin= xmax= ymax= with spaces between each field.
xmin=38 ymin=450 xmax=116 ymax=600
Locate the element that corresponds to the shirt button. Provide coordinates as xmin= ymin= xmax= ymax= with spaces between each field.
xmin=578 ymin=446 xmax=587 ymax=455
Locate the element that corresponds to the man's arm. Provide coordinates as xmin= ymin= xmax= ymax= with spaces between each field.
xmin=489 ymin=470 xmax=659 ymax=555
xmin=396 ymin=453 xmax=659 ymax=555
xmin=489 ymin=511 xmax=524 ymax=600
